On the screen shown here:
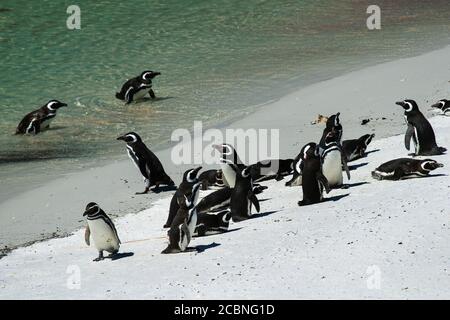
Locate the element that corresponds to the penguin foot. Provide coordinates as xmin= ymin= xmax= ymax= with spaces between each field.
xmin=161 ymin=247 xmax=181 ymax=254
xmin=93 ymin=257 xmax=104 ymax=262
xmin=135 ymin=188 xmax=150 ymax=195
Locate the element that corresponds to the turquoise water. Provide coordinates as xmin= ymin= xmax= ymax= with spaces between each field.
xmin=1 ymin=0 xmax=450 ymax=199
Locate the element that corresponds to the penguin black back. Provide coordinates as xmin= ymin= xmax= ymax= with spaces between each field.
xmin=16 ymin=100 xmax=68 ymax=135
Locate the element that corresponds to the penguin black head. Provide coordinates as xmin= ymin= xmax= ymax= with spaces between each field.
xmin=140 ymin=70 xmax=161 ymax=82
xmin=421 ymin=159 xmax=444 ymax=171
xmin=117 ymin=132 xmax=142 ymax=144
xmin=83 ymin=202 xmax=101 ymax=216
xmin=178 ymin=182 xmax=202 ymax=209
xmin=395 ymin=99 xmax=419 ymax=113
xmin=326 ymin=112 xmax=340 ymax=129
xmin=183 ymin=166 xmax=202 ymax=183
xmin=362 ymin=133 xmax=375 ymax=147
xmin=212 ymin=143 xmax=241 ymax=165
xmin=45 ymin=100 xmax=67 ymax=111
xmin=431 ymin=99 xmax=449 ymax=111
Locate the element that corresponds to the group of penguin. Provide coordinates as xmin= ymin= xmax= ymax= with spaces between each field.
xmin=13 ymin=71 xmax=449 ymax=261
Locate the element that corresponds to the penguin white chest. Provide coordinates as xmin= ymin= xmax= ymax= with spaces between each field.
xmin=87 ymin=219 xmax=119 ymax=252
xmin=133 ymin=87 xmax=151 ymax=100
xmin=322 ymin=150 xmax=343 ymax=186
xmin=220 ymin=163 xmax=236 ymax=188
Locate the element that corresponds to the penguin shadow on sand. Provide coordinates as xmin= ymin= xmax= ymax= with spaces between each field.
xmin=109 ymin=252 xmax=135 ymax=261
xmin=340 ymin=181 xmax=369 ymax=189
xmin=322 ymin=193 xmax=350 ymax=203
xmin=184 ymin=242 xmax=221 ymax=254
xmin=248 ymin=210 xmax=279 ymax=220
xmin=348 ymin=162 xmax=369 ymax=171
xmin=365 ymin=149 xmax=380 ymax=156
xmin=150 ymin=185 xmax=178 ymax=193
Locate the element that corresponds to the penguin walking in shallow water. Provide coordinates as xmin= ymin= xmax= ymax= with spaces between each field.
xmin=342 ymin=134 xmax=375 ymax=162
xmin=116 ymin=70 xmax=161 ymax=104
xmin=83 ymin=202 xmax=121 ymax=261
xmin=162 ymin=182 xmax=202 ymax=254
xmin=285 ymin=142 xmax=317 ymax=187
xmin=164 ymin=166 xmax=202 ymax=228
xmin=229 ymin=164 xmax=260 ymax=222
xmin=431 ymin=99 xmax=450 ymax=116
xmin=117 ymin=132 xmax=174 ymax=194
xmin=372 ymin=158 xmax=443 ymax=180
xmin=212 ymin=143 xmax=245 ymax=188
xmin=298 ymin=143 xmax=331 ymax=206
xmin=16 ymin=100 xmax=67 ymax=135
xmin=318 ymin=129 xmax=350 ymax=188
xmin=396 ymin=99 xmax=446 ymax=156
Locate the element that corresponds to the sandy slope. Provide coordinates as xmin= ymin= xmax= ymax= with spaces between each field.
xmin=1 ymin=116 xmax=449 ymax=299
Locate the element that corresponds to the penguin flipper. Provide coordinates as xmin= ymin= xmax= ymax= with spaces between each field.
xmin=149 ymin=89 xmax=156 ymax=99
xmin=341 ymin=155 xmax=351 ymax=180
xmin=405 ymin=124 xmax=414 ymax=150
xmin=84 ymin=225 xmax=91 ymax=246
xmin=317 ymin=172 xmax=331 ymax=193
xmin=248 ymin=191 xmax=260 ymax=212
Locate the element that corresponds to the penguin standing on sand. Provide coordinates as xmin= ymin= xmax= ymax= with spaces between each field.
xmin=164 ymin=166 xmax=202 ymax=228
xmin=162 ymin=182 xmax=202 ymax=254
xmin=372 ymin=158 xmax=443 ymax=180
xmin=319 ymin=112 xmax=343 ymax=146
xmin=16 ymin=100 xmax=67 ymax=135
xmin=116 ymin=70 xmax=161 ymax=104
xmin=285 ymin=142 xmax=317 ymax=187
xmin=298 ymin=143 xmax=331 ymax=206
xmin=318 ymin=129 xmax=351 ymax=188
xmin=117 ymin=132 xmax=174 ymax=194
xmin=229 ymin=165 xmax=260 ymax=222
xmin=431 ymin=99 xmax=450 ymax=116
xmin=83 ymin=202 xmax=121 ymax=261
xmin=396 ymin=99 xmax=446 ymax=156
xmin=212 ymin=144 xmax=244 ymax=188
xmin=342 ymin=134 xmax=375 ymax=162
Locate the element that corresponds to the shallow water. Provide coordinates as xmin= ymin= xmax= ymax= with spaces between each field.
xmin=1 ymin=0 xmax=449 ymax=200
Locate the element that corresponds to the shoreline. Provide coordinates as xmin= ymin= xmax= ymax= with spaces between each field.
xmin=1 ymin=45 xmax=449 ymax=253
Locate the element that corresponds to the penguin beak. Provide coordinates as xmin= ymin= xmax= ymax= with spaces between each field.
xmin=153 ymin=72 xmax=161 ymax=77
xmin=193 ymin=166 xmax=203 ymax=175
xmin=60 ymin=103 xmax=68 ymax=107
xmin=83 ymin=210 xmax=89 ymax=216
xmin=436 ymin=163 xmax=444 ymax=168
xmin=116 ymin=135 xmax=125 ymax=141
xmin=395 ymin=101 xmax=405 ymax=107
xmin=430 ymin=102 xmax=441 ymax=109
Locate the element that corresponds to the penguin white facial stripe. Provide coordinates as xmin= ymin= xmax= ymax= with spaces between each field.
xmin=303 ymin=145 xmax=311 ymax=159
xmin=187 ymin=169 xmax=196 ymax=183
xmin=295 ymin=159 xmax=302 ymax=174
xmin=420 ymin=162 xmax=433 ymax=171
xmin=405 ymin=101 xmax=413 ymax=112
xmin=47 ymin=101 xmax=58 ymax=111
xmin=126 ymin=134 xmax=137 ymax=143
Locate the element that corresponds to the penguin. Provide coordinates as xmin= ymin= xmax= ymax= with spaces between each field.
xmin=162 ymin=182 xmax=202 ymax=254
xmin=319 ymin=112 xmax=342 ymax=146
xmin=372 ymin=158 xmax=443 ymax=180
xmin=249 ymin=159 xmax=294 ymax=182
xmin=212 ymin=143 xmax=245 ymax=188
xmin=396 ymin=99 xmax=446 ymax=156
xmin=164 ymin=166 xmax=202 ymax=228
xmin=83 ymin=202 xmax=121 ymax=261
xmin=194 ymin=210 xmax=231 ymax=237
xmin=342 ymin=134 xmax=375 ymax=162
xmin=298 ymin=143 xmax=331 ymax=206
xmin=115 ymin=70 xmax=161 ymax=104
xmin=117 ymin=132 xmax=174 ymax=194
xmin=16 ymin=100 xmax=67 ymax=135
xmin=229 ymin=164 xmax=260 ymax=222
xmin=318 ymin=129 xmax=351 ymax=188
xmin=195 ymin=187 xmax=232 ymax=214
xmin=198 ymin=169 xmax=225 ymax=190
xmin=431 ymin=99 xmax=450 ymax=116
xmin=285 ymin=142 xmax=316 ymax=187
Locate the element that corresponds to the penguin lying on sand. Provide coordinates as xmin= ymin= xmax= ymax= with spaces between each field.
xmin=342 ymin=134 xmax=375 ymax=162
xmin=431 ymin=99 xmax=450 ymax=116
xmin=372 ymin=158 xmax=443 ymax=180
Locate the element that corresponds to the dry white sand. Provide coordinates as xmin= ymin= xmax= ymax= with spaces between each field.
xmin=1 ymin=45 xmax=449 ymax=256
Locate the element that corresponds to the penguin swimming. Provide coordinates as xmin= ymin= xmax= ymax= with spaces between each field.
xmin=117 ymin=132 xmax=174 ymax=194
xmin=229 ymin=165 xmax=260 ymax=222
xmin=164 ymin=166 xmax=202 ymax=228
xmin=194 ymin=210 xmax=231 ymax=237
xmin=298 ymin=143 xmax=331 ymax=206
xmin=83 ymin=202 xmax=121 ymax=261
xmin=342 ymin=134 xmax=375 ymax=162
xmin=431 ymin=99 xmax=450 ymax=116
xmin=285 ymin=142 xmax=317 ymax=187
xmin=16 ymin=100 xmax=67 ymax=135
xmin=396 ymin=99 xmax=446 ymax=156
xmin=249 ymin=159 xmax=294 ymax=182
xmin=212 ymin=143 xmax=244 ymax=188
xmin=318 ymin=129 xmax=350 ymax=188
xmin=162 ymin=182 xmax=202 ymax=254
xmin=198 ymin=169 xmax=224 ymax=190
xmin=116 ymin=70 xmax=161 ymax=104
xmin=372 ymin=158 xmax=443 ymax=180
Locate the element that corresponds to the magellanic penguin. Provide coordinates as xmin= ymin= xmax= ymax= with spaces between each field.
xmin=194 ymin=210 xmax=231 ymax=237
xmin=249 ymin=159 xmax=294 ymax=182
xmin=162 ymin=182 xmax=202 ymax=254
xmin=396 ymin=99 xmax=446 ymax=156
xmin=16 ymin=100 xmax=68 ymax=135
xmin=117 ymin=132 xmax=175 ymax=194
xmin=431 ymin=99 xmax=450 ymax=116
xmin=164 ymin=166 xmax=202 ymax=228
xmin=198 ymin=169 xmax=225 ymax=190
xmin=116 ymin=70 xmax=161 ymax=104
xmin=318 ymin=129 xmax=351 ymax=188
xmin=298 ymin=143 xmax=331 ymax=206
xmin=229 ymin=164 xmax=260 ymax=222
xmin=342 ymin=134 xmax=375 ymax=162
xmin=285 ymin=142 xmax=317 ymax=187
xmin=319 ymin=112 xmax=343 ymax=146
xmin=371 ymin=158 xmax=443 ymax=180
xmin=83 ymin=202 xmax=121 ymax=261
xmin=212 ymin=143 xmax=245 ymax=188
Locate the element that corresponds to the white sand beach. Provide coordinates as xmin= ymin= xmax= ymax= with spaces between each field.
xmin=0 ymin=46 xmax=449 ymax=299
